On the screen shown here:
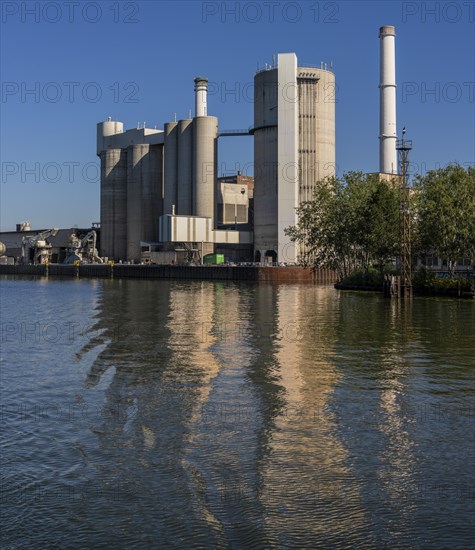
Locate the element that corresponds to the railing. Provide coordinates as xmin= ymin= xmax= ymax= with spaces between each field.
xmin=255 ymin=65 xmax=277 ymax=75
xmin=299 ymin=63 xmax=334 ymax=72
xmin=256 ymin=63 xmax=334 ymax=75
xmin=396 ymin=139 xmax=413 ymax=150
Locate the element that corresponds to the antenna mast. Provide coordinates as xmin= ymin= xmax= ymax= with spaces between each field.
xmin=396 ymin=128 xmax=413 ymax=299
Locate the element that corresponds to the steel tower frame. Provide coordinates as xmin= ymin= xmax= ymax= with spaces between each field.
xmin=397 ymin=133 xmax=413 ymax=299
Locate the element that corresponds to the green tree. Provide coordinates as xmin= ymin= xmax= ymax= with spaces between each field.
xmin=285 ymin=172 xmax=401 ymax=278
xmin=413 ymin=164 xmax=475 ymax=273
xmin=285 ymin=175 xmax=352 ymax=276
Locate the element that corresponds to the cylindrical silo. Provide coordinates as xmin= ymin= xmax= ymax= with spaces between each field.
xmin=253 ymin=68 xmax=278 ymax=258
xmin=192 ymin=116 xmax=218 ymax=221
xmin=96 ymin=118 xmax=123 ymax=155
xmin=253 ymin=63 xmax=335 ymax=262
xmin=177 ymin=119 xmax=193 ymax=215
xmin=297 ymin=67 xmax=336 ymax=203
xmin=149 ymin=144 xmax=164 ymax=240
xmin=163 ymin=121 xmax=178 ymax=215
xmin=100 ymin=148 xmax=127 ymax=260
xmin=127 ymin=144 xmax=151 ymax=262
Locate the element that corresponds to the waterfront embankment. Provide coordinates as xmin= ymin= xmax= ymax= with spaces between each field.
xmin=0 ymin=264 xmax=337 ymax=283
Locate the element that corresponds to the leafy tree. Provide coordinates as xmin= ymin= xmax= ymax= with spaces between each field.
xmin=284 ymin=176 xmax=341 ymax=272
xmin=285 ymin=172 xmax=401 ymax=278
xmin=413 ymin=164 xmax=475 ymax=273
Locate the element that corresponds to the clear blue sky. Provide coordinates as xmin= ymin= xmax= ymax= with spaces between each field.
xmin=1 ymin=0 xmax=474 ymax=231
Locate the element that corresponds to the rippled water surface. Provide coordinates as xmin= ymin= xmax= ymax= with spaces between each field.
xmin=1 ymin=277 xmax=474 ymax=548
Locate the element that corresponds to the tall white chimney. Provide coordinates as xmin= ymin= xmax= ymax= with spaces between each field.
xmin=379 ymin=25 xmax=397 ymax=174
xmin=194 ymin=77 xmax=208 ymax=117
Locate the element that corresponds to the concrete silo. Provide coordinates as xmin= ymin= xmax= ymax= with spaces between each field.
xmin=126 ymin=144 xmax=163 ymax=262
xmin=253 ymin=67 xmax=279 ymax=260
xmin=97 ymin=119 xmax=127 ymax=260
xmin=149 ymin=144 xmax=163 ymax=234
xmin=253 ymin=55 xmax=336 ymax=263
xmin=97 ymin=118 xmax=124 ymax=156
xmin=127 ymin=144 xmax=149 ymax=261
xmin=192 ymin=78 xmax=218 ymax=223
xmin=298 ymin=67 xmax=336 ymax=203
xmin=177 ymin=118 xmax=193 ymax=215
xmin=163 ymin=121 xmax=178 ymax=215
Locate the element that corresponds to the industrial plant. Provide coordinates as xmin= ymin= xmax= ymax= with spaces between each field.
xmin=1 ymin=26 xmax=403 ymax=267
xmin=96 ymin=51 xmax=336 ymax=266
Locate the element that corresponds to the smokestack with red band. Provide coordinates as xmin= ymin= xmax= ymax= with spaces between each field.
xmin=379 ymin=25 xmax=397 ymax=174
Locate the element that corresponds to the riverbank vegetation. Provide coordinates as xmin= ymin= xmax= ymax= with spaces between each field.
xmin=285 ymin=164 xmax=475 ymax=293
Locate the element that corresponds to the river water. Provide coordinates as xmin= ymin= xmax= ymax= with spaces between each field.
xmin=1 ymin=277 xmax=474 ymax=549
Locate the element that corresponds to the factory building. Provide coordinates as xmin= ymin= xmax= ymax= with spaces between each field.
xmin=97 ymin=77 xmax=224 ymax=263
xmin=97 ymin=123 xmax=163 ymax=262
xmin=0 ymin=224 xmax=100 ymax=265
xmin=97 ymin=54 xmax=336 ymax=264
xmin=217 ymin=172 xmax=254 ymax=230
xmin=1 ymin=27 xmax=404 ymax=267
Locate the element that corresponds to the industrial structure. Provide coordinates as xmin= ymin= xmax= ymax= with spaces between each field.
xmin=253 ymin=55 xmax=335 ymax=262
xmin=64 ymin=231 xmax=103 ymax=265
xmin=0 ymin=223 xmax=101 ymax=265
xmin=97 ymin=76 xmax=223 ymax=264
xmin=2 ymin=25 xmax=425 ymax=269
xmin=96 ymin=53 xmax=336 ymax=264
xmin=217 ymin=172 xmax=254 ymax=230
xmin=379 ymin=25 xmax=398 ymax=175
xmin=397 ymin=130 xmax=413 ymax=298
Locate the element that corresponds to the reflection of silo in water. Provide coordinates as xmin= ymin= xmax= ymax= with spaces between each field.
xmin=177 ymin=119 xmax=193 ymax=215
xmin=166 ymin=281 xmax=222 ymax=415
xmin=77 ymin=281 xmax=373 ymax=544
xmin=180 ymin=282 xmax=273 ymax=545
xmin=76 ymin=280 xmax=229 ymax=545
xmin=256 ymin=286 xmax=370 ymax=544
